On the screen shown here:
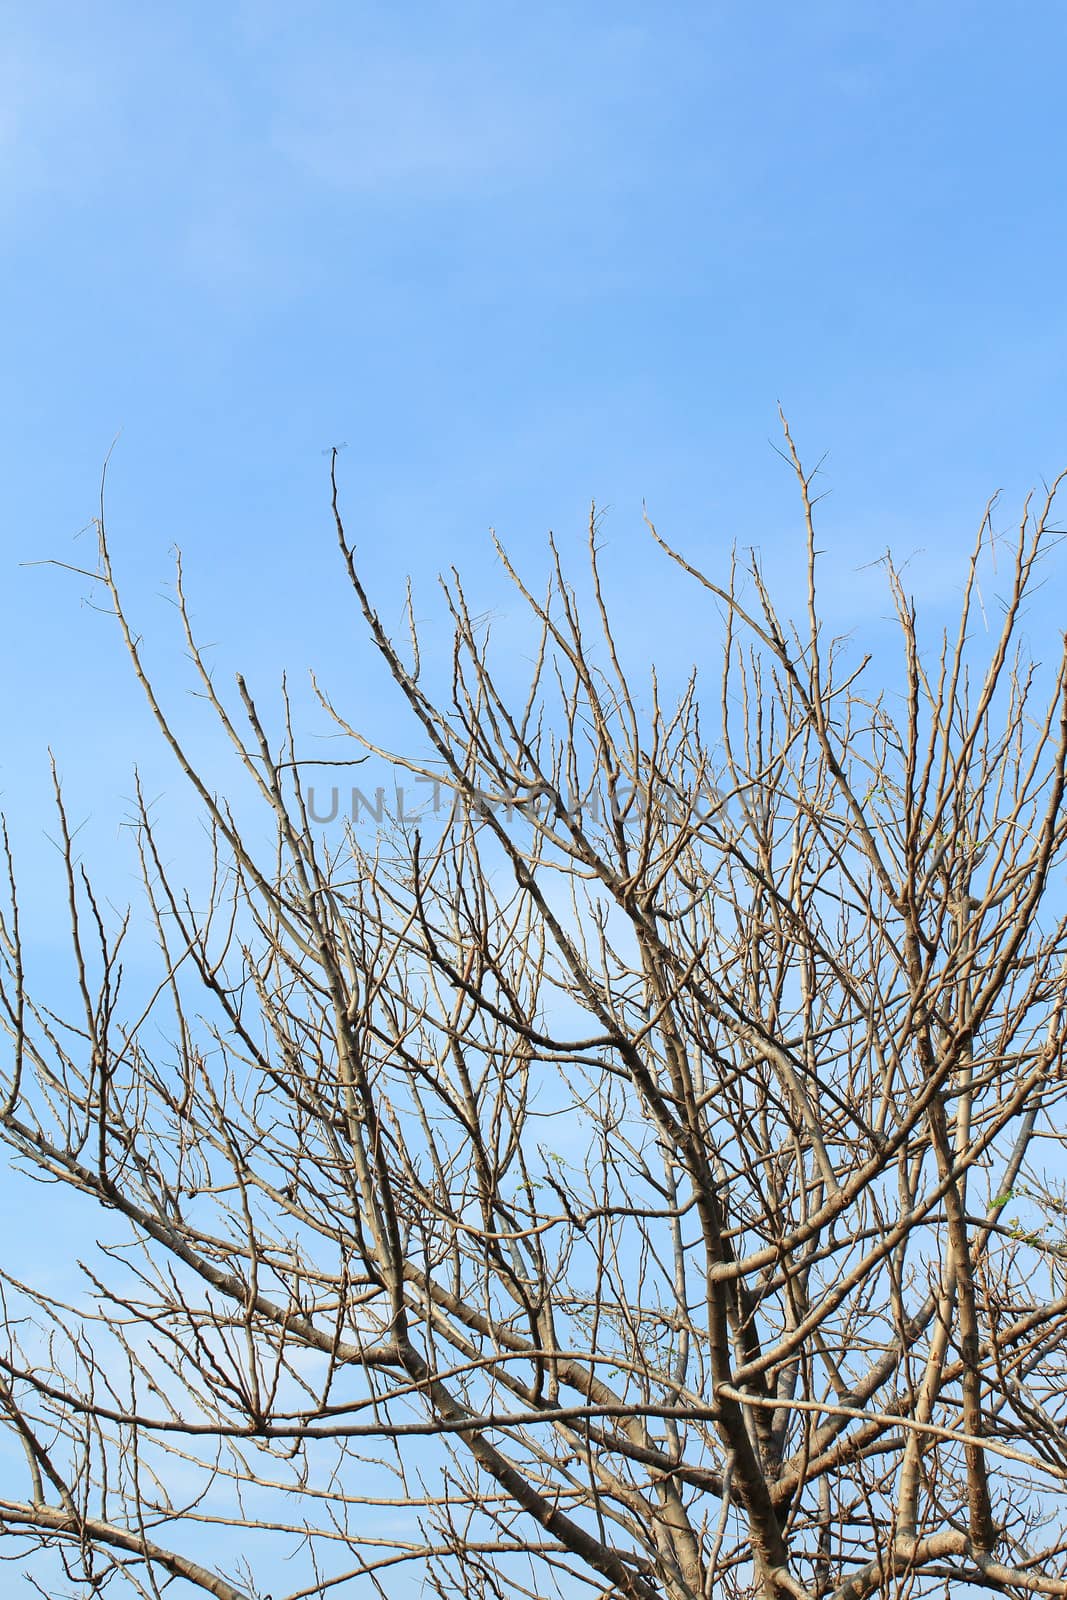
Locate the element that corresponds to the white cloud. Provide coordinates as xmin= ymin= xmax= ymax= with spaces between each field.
xmin=0 ymin=26 xmax=125 ymax=215
xmin=265 ymin=15 xmax=652 ymax=197
xmin=270 ymin=49 xmax=562 ymax=192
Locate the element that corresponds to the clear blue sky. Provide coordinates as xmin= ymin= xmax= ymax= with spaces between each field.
xmin=1 ymin=6 xmax=1066 ymax=1592
xmin=3 ymin=0 xmax=1067 ymax=868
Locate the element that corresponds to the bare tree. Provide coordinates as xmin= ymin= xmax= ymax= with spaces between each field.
xmin=3 ymin=428 xmax=1067 ymax=1600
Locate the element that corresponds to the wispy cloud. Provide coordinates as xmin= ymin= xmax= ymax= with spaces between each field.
xmin=266 ymin=17 xmax=650 ymax=195
xmin=0 ymin=34 xmax=111 ymax=211
xmin=271 ymin=51 xmax=554 ymax=192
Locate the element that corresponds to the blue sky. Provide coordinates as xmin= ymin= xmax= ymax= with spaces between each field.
xmin=2 ymin=4 xmax=1067 ymax=1592
xmin=3 ymin=0 xmax=1067 ymax=866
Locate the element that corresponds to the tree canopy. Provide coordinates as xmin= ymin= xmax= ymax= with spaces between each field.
xmin=3 ymin=436 xmax=1067 ymax=1599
